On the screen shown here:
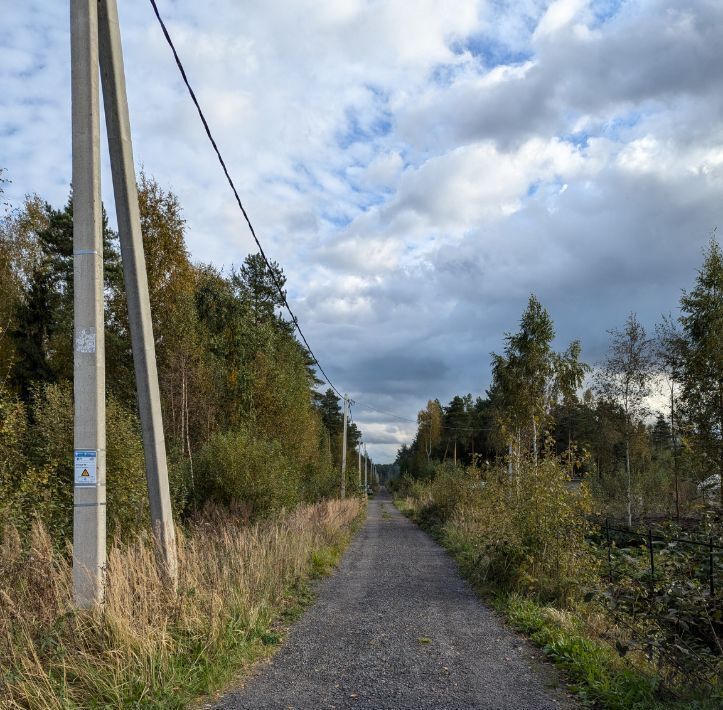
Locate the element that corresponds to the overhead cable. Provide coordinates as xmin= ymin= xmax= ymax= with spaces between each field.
xmin=353 ymin=401 xmax=417 ymax=423
xmin=149 ymin=1 xmax=475 ymax=433
xmin=148 ymin=0 xmax=342 ymax=399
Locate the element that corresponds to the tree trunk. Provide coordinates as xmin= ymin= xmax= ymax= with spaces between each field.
xmin=517 ymin=428 xmax=521 ymax=476
xmin=182 ymin=362 xmax=194 ymax=499
xmin=170 ymin=384 xmax=177 ymax=443
xmin=719 ymin=386 xmax=723 ymax=508
xmin=671 ymin=385 xmax=679 ymax=520
xmin=532 ymin=417 xmax=538 ymax=465
xmin=179 ymin=368 xmax=185 ymax=456
xmin=568 ymin=430 xmax=572 ymax=477
xmin=453 ymin=440 xmax=457 ymax=467
xmin=625 ymin=437 xmax=632 ymax=528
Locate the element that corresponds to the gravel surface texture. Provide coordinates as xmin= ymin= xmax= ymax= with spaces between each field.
xmin=215 ymin=490 xmax=573 ymax=709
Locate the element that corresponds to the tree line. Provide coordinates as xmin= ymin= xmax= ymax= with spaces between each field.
xmin=0 ymin=170 xmax=363 ymax=543
xmin=397 ymin=239 xmax=723 ymax=524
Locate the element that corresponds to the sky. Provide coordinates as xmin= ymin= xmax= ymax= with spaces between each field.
xmin=2 ymin=0 xmax=722 ymax=462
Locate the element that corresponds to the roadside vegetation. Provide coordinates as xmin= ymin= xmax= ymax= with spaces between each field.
xmin=0 ymin=498 xmax=362 ymax=707
xmin=0 ymin=173 xmax=368 ymax=707
xmin=392 ymin=240 xmax=722 ymax=708
xmin=0 ymin=174 xmax=367 ymax=544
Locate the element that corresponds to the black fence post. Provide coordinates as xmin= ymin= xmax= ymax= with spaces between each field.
xmin=710 ymin=537 xmax=715 ymax=598
xmin=605 ymin=518 xmax=612 ymax=582
xmin=648 ymin=528 xmax=655 ymax=594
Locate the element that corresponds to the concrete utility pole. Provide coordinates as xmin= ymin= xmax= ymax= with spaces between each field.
xmin=364 ymin=445 xmax=368 ymax=493
xmin=340 ymin=394 xmax=348 ymax=499
xmin=70 ymin=0 xmax=178 ymax=606
xmin=71 ymin=0 xmax=106 ymax=608
xmin=98 ymin=0 xmax=177 ymax=587
xmin=358 ymin=447 xmax=362 ymax=489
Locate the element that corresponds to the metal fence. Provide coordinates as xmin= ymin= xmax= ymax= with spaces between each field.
xmin=602 ymin=518 xmax=723 ymax=596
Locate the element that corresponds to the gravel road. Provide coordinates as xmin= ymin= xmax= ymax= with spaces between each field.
xmin=215 ymin=490 xmax=573 ymax=709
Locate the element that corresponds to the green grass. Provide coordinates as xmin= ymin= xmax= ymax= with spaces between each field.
xmin=501 ymin=594 xmax=660 ymax=710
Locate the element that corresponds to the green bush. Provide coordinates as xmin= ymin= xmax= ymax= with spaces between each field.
xmin=402 ymin=456 xmax=596 ymax=604
xmin=193 ymin=426 xmax=302 ymax=516
xmin=429 ymin=463 xmax=478 ymax=520
xmin=1 ymin=382 xmax=152 ymax=544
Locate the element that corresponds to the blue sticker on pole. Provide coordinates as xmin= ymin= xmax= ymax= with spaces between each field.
xmin=74 ymin=450 xmax=97 ymax=486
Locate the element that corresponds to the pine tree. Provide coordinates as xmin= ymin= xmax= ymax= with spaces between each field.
xmin=651 ymin=413 xmax=671 ymax=452
xmin=234 ymin=252 xmax=287 ymax=327
xmin=443 ymin=395 xmax=470 ymax=465
xmin=318 ymin=388 xmax=343 ymax=435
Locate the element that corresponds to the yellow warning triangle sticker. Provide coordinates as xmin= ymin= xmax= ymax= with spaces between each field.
xmin=81 ymin=469 xmax=89 ymax=477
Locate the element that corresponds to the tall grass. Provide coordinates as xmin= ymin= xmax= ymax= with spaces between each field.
xmin=0 ymin=498 xmax=361 ymax=708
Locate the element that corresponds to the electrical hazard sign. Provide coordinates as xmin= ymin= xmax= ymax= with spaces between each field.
xmin=74 ymin=450 xmax=97 ymax=486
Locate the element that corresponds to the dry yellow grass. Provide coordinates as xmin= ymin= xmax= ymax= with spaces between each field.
xmin=0 ymin=498 xmax=362 ymax=708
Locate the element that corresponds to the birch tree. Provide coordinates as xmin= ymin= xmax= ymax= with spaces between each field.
xmin=596 ymin=313 xmax=655 ymax=526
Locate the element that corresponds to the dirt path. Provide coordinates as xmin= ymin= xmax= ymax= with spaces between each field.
xmin=215 ymin=490 xmax=572 ymax=709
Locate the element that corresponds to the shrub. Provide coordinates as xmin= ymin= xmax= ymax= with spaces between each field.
xmin=404 ymin=456 xmax=596 ymax=604
xmin=1 ymin=383 xmax=152 ymax=544
xmin=193 ymin=426 xmax=302 ymax=516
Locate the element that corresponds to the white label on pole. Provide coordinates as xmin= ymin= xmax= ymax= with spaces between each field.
xmin=75 ymin=328 xmax=96 ymax=353
xmin=74 ymin=450 xmax=97 ymax=486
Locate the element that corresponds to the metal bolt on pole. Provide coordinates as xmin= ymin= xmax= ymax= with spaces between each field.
xmin=71 ymin=0 xmax=106 ymax=608
xmin=341 ymin=394 xmax=348 ymax=499
xmin=97 ymin=0 xmax=178 ymax=587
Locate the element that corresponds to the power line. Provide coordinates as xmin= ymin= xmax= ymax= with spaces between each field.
xmin=353 ymin=400 xmax=417 ymax=423
xmin=148 ymin=1 xmax=474 ymax=434
xmin=353 ymin=401 xmax=498 ymax=431
xmin=148 ymin=0 xmax=343 ymax=400
xmin=440 ymin=425 xmax=496 ymax=432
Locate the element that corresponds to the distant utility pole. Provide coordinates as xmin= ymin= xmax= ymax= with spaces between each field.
xmin=71 ymin=0 xmax=178 ymax=607
xmin=358 ymin=447 xmax=362 ymax=490
xmin=340 ymin=394 xmax=348 ymax=499
xmin=364 ymin=445 xmax=368 ymax=493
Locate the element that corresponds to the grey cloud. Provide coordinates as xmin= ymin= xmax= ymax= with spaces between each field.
xmin=304 ymin=162 xmax=719 ymax=444
xmin=398 ymin=1 xmax=723 ymax=152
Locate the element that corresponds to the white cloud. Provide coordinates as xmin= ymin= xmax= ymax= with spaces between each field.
xmin=534 ymin=0 xmax=587 ymax=40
